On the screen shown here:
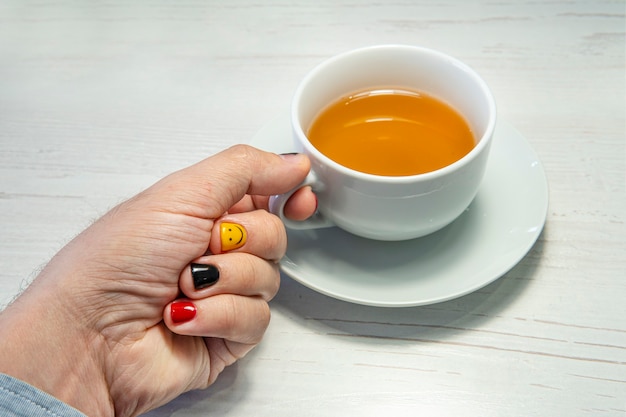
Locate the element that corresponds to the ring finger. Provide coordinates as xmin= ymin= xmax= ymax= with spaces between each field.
xmin=179 ymin=252 xmax=280 ymax=302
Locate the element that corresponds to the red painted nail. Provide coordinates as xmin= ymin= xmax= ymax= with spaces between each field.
xmin=171 ymin=301 xmax=196 ymax=324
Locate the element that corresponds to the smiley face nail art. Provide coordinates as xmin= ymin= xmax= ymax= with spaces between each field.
xmin=220 ymin=222 xmax=247 ymax=252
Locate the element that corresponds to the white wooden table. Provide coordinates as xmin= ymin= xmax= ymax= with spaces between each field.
xmin=1 ymin=1 xmax=624 ymax=415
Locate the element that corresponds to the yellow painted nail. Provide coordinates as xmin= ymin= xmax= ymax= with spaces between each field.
xmin=220 ymin=222 xmax=247 ymax=252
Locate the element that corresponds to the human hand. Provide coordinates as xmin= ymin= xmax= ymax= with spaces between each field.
xmin=0 ymin=146 xmax=315 ymax=417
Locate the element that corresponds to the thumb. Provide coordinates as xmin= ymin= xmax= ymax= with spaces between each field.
xmin=152 ymin=145 xmax=310 ymax=219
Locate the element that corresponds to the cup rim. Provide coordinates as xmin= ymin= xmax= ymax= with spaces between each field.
xmin=291 ymin=44 xmax=497 ymax=184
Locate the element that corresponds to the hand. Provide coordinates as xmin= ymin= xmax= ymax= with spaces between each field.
xmin=0 ymin=146 xmax=316 ymax=417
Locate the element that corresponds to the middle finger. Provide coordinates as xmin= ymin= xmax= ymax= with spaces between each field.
xmin=209 ymin=209 xmax=287 ymax=261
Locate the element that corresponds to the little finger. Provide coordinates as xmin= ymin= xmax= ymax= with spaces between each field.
xmin=165 ymin=295 xmax=271 ymax=345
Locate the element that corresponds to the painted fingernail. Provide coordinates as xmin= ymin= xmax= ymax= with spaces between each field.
xmin=220 ymin=222 xmax=247 ymax=252
xmin=171 ymin=301 xmax=196 ymax=324
xmin=191 ymin=263 xmax=220 ymax=290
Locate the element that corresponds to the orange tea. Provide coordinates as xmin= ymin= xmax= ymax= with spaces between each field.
xmin=307 ymin=88 xmax=475 ymax=176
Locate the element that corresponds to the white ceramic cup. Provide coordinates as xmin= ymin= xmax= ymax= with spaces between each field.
xmin=270 ymin=45 xmax=497 ymax=241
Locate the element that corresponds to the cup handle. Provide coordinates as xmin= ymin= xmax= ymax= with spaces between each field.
xmin=269 ymin=171 xmax=335 ymax=230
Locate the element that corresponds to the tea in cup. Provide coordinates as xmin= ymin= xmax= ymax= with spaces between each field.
xmin=270 ymin=45 xmax=497 ymax=241
xmin=307 ymin=87 xmax=475 ymax=176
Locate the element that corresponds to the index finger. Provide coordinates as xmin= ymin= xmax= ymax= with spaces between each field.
xmin=229 ymin=186 xmax=317 ymax=222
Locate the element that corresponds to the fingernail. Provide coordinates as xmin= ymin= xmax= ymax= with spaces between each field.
xmin=220 ymin=222 xmax=247 ymax=252
xmin=171 ymin=301 xmax=196 ymax=324
xmin=279 ymin=152 xmax=304 ymax=163
xmin=191 ymin=263 xmax=220 ymax=290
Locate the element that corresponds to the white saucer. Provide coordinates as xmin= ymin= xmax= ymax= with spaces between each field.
xmin=250 ymin=116 xmax=548 ymax=307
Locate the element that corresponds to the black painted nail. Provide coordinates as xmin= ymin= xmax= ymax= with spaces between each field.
xmin=191 ymin=263 xmax=219 ymax=290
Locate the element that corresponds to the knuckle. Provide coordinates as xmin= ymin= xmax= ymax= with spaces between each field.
xmin=252 ymin=302 xmax=272 ymax=341
xmin=219 ymin=296 xmax=270 ymax=344
xmin=261 ymin=211 xmax=288 ymax=259
xmin=266 ymin=264 xmax=281 ymax=300
xmin=226 ymin=253 xmax=280 ymax=300
xmin=227 ymin=144 xmax=260 ymax=164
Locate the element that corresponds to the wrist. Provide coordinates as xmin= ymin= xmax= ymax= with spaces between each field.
xmin=0 ymin=267 xmax=114 ymax=417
